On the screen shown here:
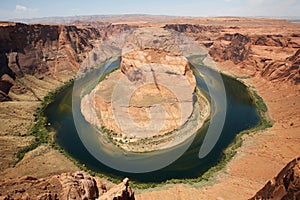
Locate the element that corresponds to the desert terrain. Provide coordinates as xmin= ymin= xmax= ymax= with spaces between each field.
xmin=0 ymin=16 xmax=299 ymax=199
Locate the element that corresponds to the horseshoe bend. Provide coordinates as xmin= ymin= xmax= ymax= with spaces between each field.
xmin=0 ymin=15 xmax=299 ymax=200
xmin=81 ymin=48 xmax=210 ymax=152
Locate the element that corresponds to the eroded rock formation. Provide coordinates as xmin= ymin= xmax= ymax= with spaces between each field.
xmin=209 ymin=33 xmax=251 ymax=64
xmin=0 ymin=171 xmax=134 ymax=200
xmin=1 ymin=22 xmax=298 ymax=102
xmin=80 ymin=47 xmax=211 ymax=152
xmin=209 ymin=33 xmax=299 ymax=83
xmin=0 ymin=22 xmax=133 ymax=101
xmin=164 ymin=24 xmax=300 ymax=84
xmin=90 ymin=49 xmax=196 ymax=135
xmin=250 ymin=157 xmax=300 ymax=200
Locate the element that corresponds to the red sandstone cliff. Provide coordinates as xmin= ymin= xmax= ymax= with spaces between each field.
xmin=250 ymin=157 xmax=300 ymax=200
xmin=164 ymin=24 xmax=300 ymax=85
xmin=0 ymin=22 xmax=133 ymax=101
xmin=1 ymin=22 xmax=299 ymax=102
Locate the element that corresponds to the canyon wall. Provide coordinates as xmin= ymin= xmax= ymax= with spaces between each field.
xmin=1 ymin=22 xmax=299 ymax=102
xmin=0 ymin=22 xmax=133 ymax=101
xmin=164 ymin=24 xmax=300 ymax=84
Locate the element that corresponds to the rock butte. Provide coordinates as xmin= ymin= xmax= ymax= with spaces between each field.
xmin=81 ymin=48 xmax=210 ymax=152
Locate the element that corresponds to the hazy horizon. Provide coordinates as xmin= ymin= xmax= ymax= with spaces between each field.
xmin=1 ymin=0 xmax=300 ymax=21
xmin=8 ymin=13 xmax=300 ymax=21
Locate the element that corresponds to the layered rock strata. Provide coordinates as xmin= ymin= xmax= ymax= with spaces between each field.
xmin=81 ymin=48 xmax=210 ymax=152
xmin=0 ymin=22 xmax=133 ymax=101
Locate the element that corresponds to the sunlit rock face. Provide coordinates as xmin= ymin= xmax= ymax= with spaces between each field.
xmin=0 ymin=171 xmax=135 ymax=200
xmin=90 ymin=49 xmax=196 ymax=137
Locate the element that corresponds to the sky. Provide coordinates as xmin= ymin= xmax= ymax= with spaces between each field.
xmin=1 ymin=0 xmax=300 ymax=21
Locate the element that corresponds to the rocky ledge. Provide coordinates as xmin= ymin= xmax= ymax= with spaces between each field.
xmin=81 ymin=48 xmax=210 ymax=152
xmin=250 ymin=157 xmax=300 ymax=200
xmin=0 ymin=171 xmax=134 ymax=200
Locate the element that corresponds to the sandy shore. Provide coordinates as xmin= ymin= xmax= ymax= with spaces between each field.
xmin=136 ymin=62 xmax=300 ymax=200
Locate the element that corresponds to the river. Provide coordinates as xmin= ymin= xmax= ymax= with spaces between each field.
xmin=45 ymin=58 xmax=260 ymax=183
